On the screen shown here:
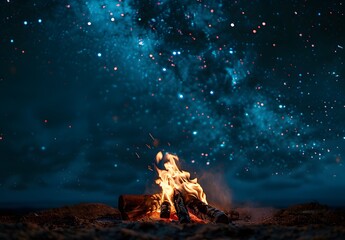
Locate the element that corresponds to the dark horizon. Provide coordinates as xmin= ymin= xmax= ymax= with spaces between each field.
xmin=1 ymin=197 xmax=345 ymax=211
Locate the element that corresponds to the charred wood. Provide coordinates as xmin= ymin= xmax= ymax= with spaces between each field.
xmin=173 ymin=190 xmax=191 ymax=223
xmin=160 ymin=201 xmax=171 ymax=219
xmin=187 ymin=197 xmax=230 ymax=224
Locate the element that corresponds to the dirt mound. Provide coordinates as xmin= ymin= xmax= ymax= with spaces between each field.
xmin=268 ymin=202 xmax=345 ymax=226
xmin=20 ymin=203 xmax=121 ymax=227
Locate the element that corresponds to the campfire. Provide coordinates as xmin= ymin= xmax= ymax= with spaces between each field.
xmin=118 ymin=152 xmax=230 ymax=224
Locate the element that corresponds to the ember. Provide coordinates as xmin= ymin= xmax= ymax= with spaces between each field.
xmin=118 ymin=152 xmax=230 ymax=224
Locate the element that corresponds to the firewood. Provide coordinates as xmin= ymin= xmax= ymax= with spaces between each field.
xmin=160 ymin=201 xmax=171 ymax=219
xmin=173 ymin=189 xmax=191 ymax=223
xmin=187 ymin=197 xmax=230 ymax=224
xmin=118 ymin=194 xmax=161 ymax=220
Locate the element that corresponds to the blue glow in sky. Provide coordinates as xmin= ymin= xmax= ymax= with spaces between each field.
xmin=0 ymin=0 xmax=344 ymax=207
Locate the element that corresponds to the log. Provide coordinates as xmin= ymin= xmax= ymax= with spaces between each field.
xmin=187 ymin=197 xmax=230 ymax=224
xmin=160 ymin=201 xmax=171 ymax=218
xmin=118 ymin=194 xmax=161 ymax=220
xmin=173 ymin=189 xmax=191 ymax=223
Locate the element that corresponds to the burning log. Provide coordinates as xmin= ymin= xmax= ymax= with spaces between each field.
xmin=187 ymin=197 xmax=230 ymax=224
xmin=173 ymin=189 xmax=191 ymax=223
xmin=160 ymin=201 xmax=171 ymax=219
xmin=118 ymin=194 xmax=161 ymax=220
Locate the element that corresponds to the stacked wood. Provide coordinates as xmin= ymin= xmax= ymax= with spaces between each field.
xmin=186 ymin=197 xmax=230 ymax=224
xmin=118 ymin=193 xmax=231 ymax=224
xmin=118 ymin=194 xmax=161 ymax=220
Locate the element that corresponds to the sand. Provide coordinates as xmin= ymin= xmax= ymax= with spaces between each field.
xmin=0 ymin=202 xmax=344 ymax=239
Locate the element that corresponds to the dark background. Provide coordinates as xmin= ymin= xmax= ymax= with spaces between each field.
xmin=0 ymin=0 xmax=344 ymax=208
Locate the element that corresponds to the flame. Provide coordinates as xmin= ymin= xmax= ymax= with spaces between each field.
xmin=155 ymin=152 xmax=207 ymax=208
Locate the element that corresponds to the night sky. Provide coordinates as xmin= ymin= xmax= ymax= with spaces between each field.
xmin=0 ymin=0 xmax=344 ymax=208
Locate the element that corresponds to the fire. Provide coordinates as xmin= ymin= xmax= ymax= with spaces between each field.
xmin=118 ymin=151 xmax=230 ymax=224
xmin=154 ymin=152 xmax=207 ymax=209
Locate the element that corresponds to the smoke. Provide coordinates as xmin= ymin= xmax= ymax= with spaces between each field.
xmin=199 ymin=171 xmax=232 ymax=210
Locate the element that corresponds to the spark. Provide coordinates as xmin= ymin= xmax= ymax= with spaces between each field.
xmin=149 ymin=133 xmax=155 ymax=141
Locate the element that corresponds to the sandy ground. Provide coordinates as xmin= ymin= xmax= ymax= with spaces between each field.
xmin=0 ymin=202 xmax=344 ymax=239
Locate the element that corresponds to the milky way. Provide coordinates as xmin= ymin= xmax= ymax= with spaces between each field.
xmin=0 ymin=0 xmax=344 ymax=206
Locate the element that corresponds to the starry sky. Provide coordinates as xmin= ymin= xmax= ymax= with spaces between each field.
xmin=0 ymin=0 xmax=344 ymax=208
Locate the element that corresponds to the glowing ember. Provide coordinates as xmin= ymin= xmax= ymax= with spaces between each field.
xmin=155 ymin=152 xmax=207 ymax=209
